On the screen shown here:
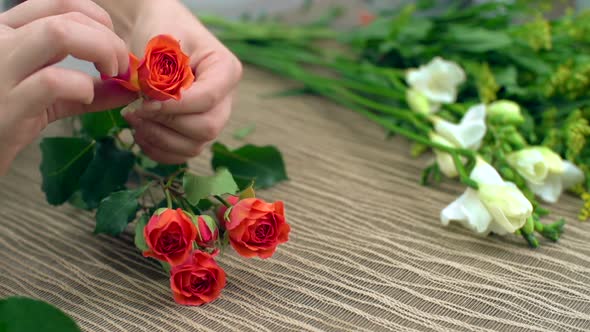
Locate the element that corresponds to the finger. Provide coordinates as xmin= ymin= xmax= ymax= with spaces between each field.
xmin=142 ymin=49 xmax=242 ymax=115
xmin=125 ymin=113 xmax=203 ymax=157
xmin=51 ymin=79 xmax=138 ymax=120
xmin=11 ymin=66 xmax=94 ymax=121
xmin=136 ymin=96 xmax=232 ymax=142
xmin=135 ymin=136 xmax=194 ymax=165
xmin=0 ymin=0 xmax=114 ymax=30
xmin=11 ymin=14 xmax=128 ymax=81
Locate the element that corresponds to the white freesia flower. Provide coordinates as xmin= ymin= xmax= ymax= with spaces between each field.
xmin=441 ymin=159 xmax=532 ymax=235
xmin=406 ymin=57 xmax=466 ymax=105
xmin=429 ymin=133 xmax=458 ymax=177
xmin=509 ymin=147 xmax=585 ymax=203
xmin=505 ymin=148 xmax=548 ymax=184
xmin=434 ymin=104 xmax=487 ymax=150
xmin=430 ymin=104 xmax=487 ymax=178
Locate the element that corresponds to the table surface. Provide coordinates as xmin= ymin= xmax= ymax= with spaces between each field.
xmin=1 ymin=66 xmax=590 ymax=332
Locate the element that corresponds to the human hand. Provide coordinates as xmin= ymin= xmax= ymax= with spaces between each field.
xmin=0 ymin=0 xmax=134 ymax=174
xmin=118 ymin=0 xmax=242 ymax=164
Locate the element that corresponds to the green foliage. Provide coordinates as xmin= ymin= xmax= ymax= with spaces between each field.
xmin=0 ymin=297 xmax=81 ymax=332
xmin=80 ymin=107 xmax=128 ymax=139
xmin=182 ymin=168 xmax=239 ymax=206
xmin=211 ymin=142 xmax=288 ymax=189
xmin=79 ymin=139 xmax=135 ymax=208
xmin=134 ymin=214 xmax=150 ymax=252
xmin=233 ymin=124 xmax=256 ymax=140
xmin=40 ymin=137 xmax=96 ymax=205
xmin=94 ymin=187 xmax=146 ymax=236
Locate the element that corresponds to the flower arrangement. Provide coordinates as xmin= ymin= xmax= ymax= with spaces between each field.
xmin=199 ymin=1 xmax=590 ymax=247
xmin=39 ymin=35 xmax=291 ymax=305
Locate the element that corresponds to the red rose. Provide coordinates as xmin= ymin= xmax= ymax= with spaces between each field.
xmin=195 ymin=215 xmax=219 ymax=248
xmin=143 ymin=208 xmax=197 ymax=266
xmin=137 ymin=34 xmax=195 ymax=101
xmin=216 ymin=195 xmax=240 ymax=223
xmin=226 ymin=198 xmax=290 ymax=259
xmin=170 ymin=251 xmax=226 ymax=306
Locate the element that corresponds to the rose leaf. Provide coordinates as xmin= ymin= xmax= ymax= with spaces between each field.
xmin=183 ymin=168 xmax=239 ymax=206
xmin=134 ymin=214 xmax=150 ymax=252
xmin=80 ymin=107 xmax=128 ymax=139
xmin=79 ymin=139 xmax=135 ymax=209
xmin=94 ymin=186 xmax=147 ymax=236
xmin=211 ymin=142 xmax=288 ymax=189
xmin=40 ymin=137 xmax=96 ymax=206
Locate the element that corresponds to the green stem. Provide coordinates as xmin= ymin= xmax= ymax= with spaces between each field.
xmin=214 ymin=195 xmax=232 ymax=208
xmin=165 ymin=189 xmax=173 ymax=209
xmin=319 ymin=86 xmax=478 ymax=189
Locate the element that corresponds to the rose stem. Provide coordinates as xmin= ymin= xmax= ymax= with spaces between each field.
xmin=214 ymin=195 xmax=232 ymax=208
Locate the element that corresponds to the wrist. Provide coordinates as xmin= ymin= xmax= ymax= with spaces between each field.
xmin=92 ymin=0 xmax=155 ymax=40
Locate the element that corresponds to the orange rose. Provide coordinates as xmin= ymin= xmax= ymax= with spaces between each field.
xmin=226 ymin=198 xmax=290 ymax=259
xmin=170 ymin=251 xmax=226 ymax=306
xmin=101 ymin=53 xmax=140 ymax=92
xmin=137 ymin=35 xmax=195 ymax=101
xmin=143 ymin=208 xmax=197 ymax=266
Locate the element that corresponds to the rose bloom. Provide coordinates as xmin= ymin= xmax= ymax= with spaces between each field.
xmin=102 ymin=53 xmax=141 ymax=92
xmin=143 ymin=209 xmax=197 ymax=266
xmin=138 ymin=34 xmax=195 ymax=101
xmin=195 ymin=215 xmax=219 ymax=248
xmin=226 ymin=198 xmax=290 ymax=259
xmin=170 ymin=251 xmax=226 ymax=306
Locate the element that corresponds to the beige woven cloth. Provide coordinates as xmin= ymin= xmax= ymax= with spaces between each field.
xmin=1 ymin=68 xmax=590 ymax=331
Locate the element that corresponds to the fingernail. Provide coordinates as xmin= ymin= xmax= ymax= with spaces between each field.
xmin=142 ymin=101 xmax=162 ymax=112
xmin=111 ymin=65 xmax=118 ymax=78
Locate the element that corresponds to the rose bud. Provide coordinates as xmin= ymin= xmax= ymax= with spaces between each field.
xmin=138 ymin=34 xmax=195 ymax=101
xmin=143 ymin=208 xmax=197 ymax=266
xmin=216 ymin=195 xmax=240 ymax=223
xmin=226 ymin=198 xmax=290 ymax=259
xmin=195 ymin=215 xmax=219 ymax=248
xmin=170 ymin=251 xmax=226 ymax=306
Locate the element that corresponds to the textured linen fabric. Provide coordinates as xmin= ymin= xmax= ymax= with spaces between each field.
xmin=1 ymin=68 xmax=590 ymax=331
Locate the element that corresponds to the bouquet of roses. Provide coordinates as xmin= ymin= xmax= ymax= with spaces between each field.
xmin=199 ymin=0 xmax=590 ymax=247
xmin=39 ymin=35 xmax=291 ymax=305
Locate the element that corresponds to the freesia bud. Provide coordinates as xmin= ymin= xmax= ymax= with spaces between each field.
xmin=406 ymin=89 xmax=435 ymax=115
xmin=429 ymin=133 xmax=458 ymax=177
xmin=487 ymin=100 xmax=524 ymax=125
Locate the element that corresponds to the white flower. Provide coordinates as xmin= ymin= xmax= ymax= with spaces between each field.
xmin=406 ymin=57 xmax=466 ymax=104
xmin=505 ymin=148 xmax=548 ymax=184
xmin=430 ymin=104 xmax=487 ymax=178
xmin=434 ymin=104 xmax=487 ymax=150
xmin=441 ymin=159 xmax=532 ymax=235
xmin=430 ymin=133 xmax=458 ymax=177
xmin=507 ymin=147 xmax=585 ymax=203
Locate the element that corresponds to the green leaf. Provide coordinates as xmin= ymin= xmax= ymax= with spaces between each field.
xmin=211 ymin=142 xmax=288 ymax=189
xmin=444 ymin=25 xmax=512 ymax=53
xmin=233 ymin=124 xmax=256 ymax=140
xmin=79 ymin=139 xmax=135 ymax=208
xmin=239 ymin=183 xmax=256 ymax=199
xmin=67 ymin=191 xmax=92 ymax=211
xmin=134 ymin=214 xmax=149 ymax=252
xmin=160 ymin=261 xmax=171 ymax=274
xmin=183 ymin=168 xmax=239 ymax=206
xmin=0 ymin=297 xmax=81 ymax=332
xmin=40 ymin=137 xmax=96 ymax=205
xmin=80 ymin=107 xmax=128 ymax=139
xmin=147 ymin=162 xmax=187 ymax=178
xmin=94 ymin=187 xmax=146 ymax=236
